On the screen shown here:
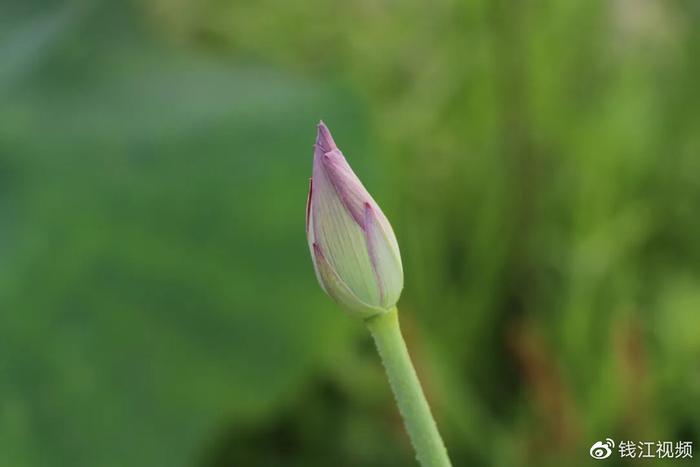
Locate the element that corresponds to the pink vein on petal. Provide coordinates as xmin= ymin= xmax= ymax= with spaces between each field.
xmin=363 ymin=202 xmax=385 ymax=305
xmin=310 ymin=147 xmax=327 ymax=248
xmin=320 ymin=149 xmax=368 ymax=227
xmin=305 ymin=177 xmax=313 ymax=235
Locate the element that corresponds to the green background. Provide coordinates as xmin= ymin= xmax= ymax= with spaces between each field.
xmin=1 ymin=1 xmax=698 ymax=466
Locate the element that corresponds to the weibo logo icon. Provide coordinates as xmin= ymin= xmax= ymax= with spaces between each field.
xmin=590 ymin=438 xmax=615 ymax=459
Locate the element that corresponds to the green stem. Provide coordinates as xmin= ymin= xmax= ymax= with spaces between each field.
xmin=365 ymin=307 xmax=452 ymax=467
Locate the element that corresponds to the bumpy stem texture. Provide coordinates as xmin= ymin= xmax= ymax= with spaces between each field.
xmin=365 ymin=308 xmax=452 ymax=467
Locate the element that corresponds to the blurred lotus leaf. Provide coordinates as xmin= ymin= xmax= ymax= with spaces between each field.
xmin=0 ymin=5 xmax=367 ymax=467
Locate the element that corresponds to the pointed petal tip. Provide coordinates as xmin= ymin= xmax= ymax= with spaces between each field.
xmin=316 ymin=120 xmax=337 ymax=152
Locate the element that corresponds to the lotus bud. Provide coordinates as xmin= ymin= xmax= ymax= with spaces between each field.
xmin=306 ymin=122 xmax=403 ymax=318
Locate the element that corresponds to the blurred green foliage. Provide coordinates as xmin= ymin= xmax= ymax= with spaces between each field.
xmin=1 ymin=1 xmax=699 ymax=466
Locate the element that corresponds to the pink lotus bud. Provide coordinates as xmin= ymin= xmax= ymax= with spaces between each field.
xmin=306 ymin=122 xmax=403 ymax=318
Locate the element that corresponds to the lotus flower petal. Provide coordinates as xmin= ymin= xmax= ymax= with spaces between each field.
xmin=311 ymin=243 xmax=383 ymax=317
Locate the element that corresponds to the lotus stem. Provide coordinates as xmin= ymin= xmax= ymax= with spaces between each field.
xmin=365 ymin=308 xmax=452 ymax=467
